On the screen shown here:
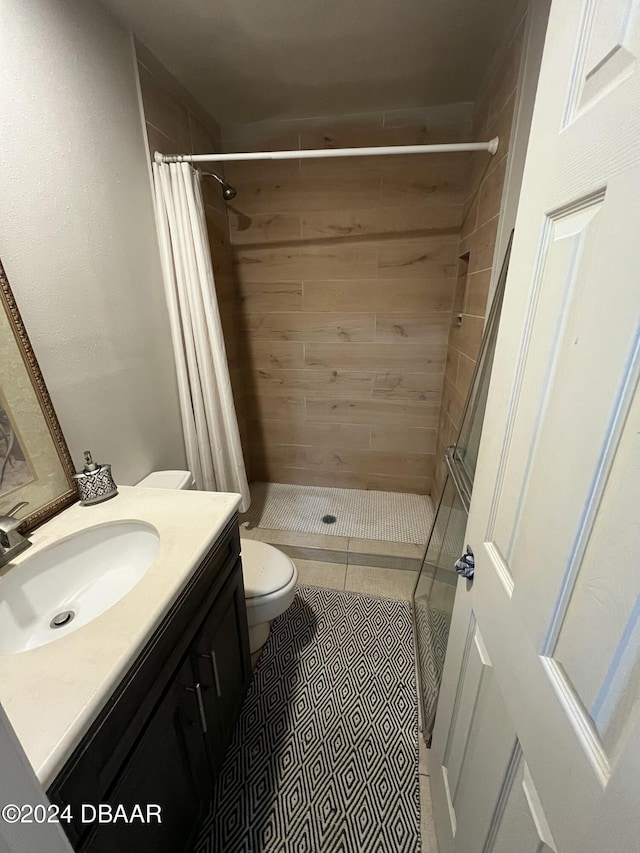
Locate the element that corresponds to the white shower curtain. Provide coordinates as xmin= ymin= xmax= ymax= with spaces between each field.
xmin=152 ymin=162 xmax=250 ymax=512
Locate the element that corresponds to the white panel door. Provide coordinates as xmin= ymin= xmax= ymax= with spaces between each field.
xmin=430 ymin=1 xmax=640 ymax=851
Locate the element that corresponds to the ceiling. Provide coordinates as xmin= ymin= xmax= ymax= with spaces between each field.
xmin=102 ymin=0 xmax=517 ymax=125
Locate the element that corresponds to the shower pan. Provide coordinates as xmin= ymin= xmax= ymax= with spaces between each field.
xmin=412 ymin=234 xmax=512 ymax=742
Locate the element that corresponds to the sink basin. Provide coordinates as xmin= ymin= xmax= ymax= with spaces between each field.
xmin=0 ymin=521 xmax=160 ymax=654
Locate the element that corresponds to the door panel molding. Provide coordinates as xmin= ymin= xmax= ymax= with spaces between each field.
xmin=446 ymin=621 xmax=493 ymax=802
xmin=540 ymin=657 xmax=610 ymax=785
xmin=564 ymin=0 xmax=640 ymax=124
xmin=521 ymin=762 xmax=558 ymax=852
xmin=483 ymin=541 xmax=514 ymax=598
xmin=591 ymin=595 xmax=640 ymax=755
xmin=490 ymin=196 xmax=604 ymax=574
xmin=481 ymin=742 xmax=522 ymax=853
xmin=485 ymin=218 xmax=552 ymax=542
xmin=504 ymin=200 xmax=604 ymax=565
xmin=544 ymin=327 xmax=640 ymax=653
xmin=483 ymin=751 xmax=559 ymax=853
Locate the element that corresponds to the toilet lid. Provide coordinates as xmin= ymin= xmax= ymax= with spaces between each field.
xmin=241 ymin=540 xmax=295 ymax=598
xmin=136 ymin=470 xmax=193 ymax=490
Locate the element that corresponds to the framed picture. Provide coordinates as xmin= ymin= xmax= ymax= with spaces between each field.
xmin=0 ymin=259 xmax=76 ymax=531
xmin=0 ymin=397 xmax=35 ymax=497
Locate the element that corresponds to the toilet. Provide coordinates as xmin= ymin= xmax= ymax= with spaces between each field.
xmin=136 ymin=470 xmax=298 ymax=652
xmin=236 ymin=538 xmax=297 ymax=653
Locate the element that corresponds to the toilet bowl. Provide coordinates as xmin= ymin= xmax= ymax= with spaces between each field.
xmin=239 ymin=538 xmax=298 ymax=652
xmin=136 ymin=470 xmax=298 ymax=652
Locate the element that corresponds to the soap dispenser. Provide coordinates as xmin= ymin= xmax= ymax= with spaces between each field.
xmin=74 ymin=451 xmax=118 ymax=506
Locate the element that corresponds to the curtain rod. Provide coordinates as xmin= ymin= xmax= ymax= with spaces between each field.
xmin=154 ymin=137 xmax=499 ymax=164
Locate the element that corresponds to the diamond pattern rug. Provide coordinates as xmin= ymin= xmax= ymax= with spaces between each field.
xmin=195 ymin=586 xmax=420 ymax=852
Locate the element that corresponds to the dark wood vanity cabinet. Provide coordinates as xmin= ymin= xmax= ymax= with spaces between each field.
xmin=80 ymin=656 xmax=211 ymax=853
xmin=48 ymin=516 xmax=251 ymax=853
xmin=193 ymin=561 xmax=251 ymax=772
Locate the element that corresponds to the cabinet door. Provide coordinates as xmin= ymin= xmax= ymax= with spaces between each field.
xmin=192 ymin=561 xmax=251 ymax=770
xmin=82 ymin=657 xmax=210 ymax=853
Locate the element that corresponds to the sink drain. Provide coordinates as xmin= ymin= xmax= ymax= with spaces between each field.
xmin=50 ymin=610 xmax=75 ymax=629
xmin=322 ymin=514 xmax=337 ymax=525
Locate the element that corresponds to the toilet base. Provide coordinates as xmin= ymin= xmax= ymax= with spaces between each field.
xmin=248 ymin=621 xmax=271 ymax=653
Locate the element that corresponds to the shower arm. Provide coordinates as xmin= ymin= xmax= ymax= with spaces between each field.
xmin=154 ymin=137 xmax=499 ymax=164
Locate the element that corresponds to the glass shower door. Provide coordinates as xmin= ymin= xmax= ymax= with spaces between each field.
xmin=412 ymin=476 xmax=466 ymax=737
xmin=412 ymin=234 xmax=512 ymax=742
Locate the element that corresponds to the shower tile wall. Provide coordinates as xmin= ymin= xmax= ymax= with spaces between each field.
xmin=134 ymin=45 xmax=250 ymax=473
xmin=223 ymin=104 xmax=474 ymax=495
xmin=433 ymin=14 xmax=527 ymax=498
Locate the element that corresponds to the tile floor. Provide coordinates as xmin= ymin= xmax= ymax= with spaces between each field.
xmin=241 ymin=482 xmax=434 ymax=543
xmin=292 ymin=559 xmax=419 ymax=600
xmin=420 ymin=771 xmax=439 ymax=852
xmin=240 ymin=524 xmax=425 ymax=571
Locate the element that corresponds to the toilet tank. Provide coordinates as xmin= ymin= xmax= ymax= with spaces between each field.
xmin=136 ymin=470 xmax=194 ymax=490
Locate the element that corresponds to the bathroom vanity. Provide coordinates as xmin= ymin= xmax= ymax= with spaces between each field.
xmin=0 ymin=486 xmax=251 ymax=852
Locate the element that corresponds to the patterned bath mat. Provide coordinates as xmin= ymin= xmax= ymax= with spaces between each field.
xmin=195 ymin=586 xmax=420 ymax=852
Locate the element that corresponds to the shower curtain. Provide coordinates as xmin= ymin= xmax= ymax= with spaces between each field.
xmin=152 ymin=162 xmax=250 ymax=512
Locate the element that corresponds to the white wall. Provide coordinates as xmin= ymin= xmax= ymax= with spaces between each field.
xmin=0 ymin=704 xmax=73 ymax=853
xmin=0 ymin=0 xmax=186 ymax=485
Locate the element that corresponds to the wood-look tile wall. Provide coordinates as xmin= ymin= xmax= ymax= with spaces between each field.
xmin=134 ymin=47 xmax=249 ymax=472
xmin=433 ymin=16 xmax=527 ymax=499
xmin=223 ymin=104 xmax=473 ymax=494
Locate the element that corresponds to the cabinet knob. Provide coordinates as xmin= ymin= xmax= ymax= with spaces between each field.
xmin=185 ymin=682 xmax=208 ymax=733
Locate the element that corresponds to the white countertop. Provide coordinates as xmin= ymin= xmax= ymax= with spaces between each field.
xmin=0 ymin=485 xmax=241 ymax=788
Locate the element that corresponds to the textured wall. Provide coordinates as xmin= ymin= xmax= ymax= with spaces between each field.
xmin=224 ymin=105 xmax=473 ymax=495
xmin=136 ymin=46 xmax=249 ymax=476
xmin=433 ymin=14 xmax=527 ymax=499
xmin=0 ymin=0 xmax=185 ymax=485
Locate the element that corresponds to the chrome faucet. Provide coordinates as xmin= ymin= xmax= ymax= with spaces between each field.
xmin=0 ymin=502 xmax=31 ymax=567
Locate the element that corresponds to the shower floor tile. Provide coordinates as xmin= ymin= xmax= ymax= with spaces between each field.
xmin=240 ymin=482 xmax=434 ymax=544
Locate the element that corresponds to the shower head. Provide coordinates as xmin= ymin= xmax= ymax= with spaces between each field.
xmin=222 ymin=183 xmax=237 ymax=200
xmin=200 ymin=170 xmax=237 ymax=202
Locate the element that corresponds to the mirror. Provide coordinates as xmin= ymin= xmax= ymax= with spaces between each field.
xmin=0 ymin=258 xmax=76 ymax=530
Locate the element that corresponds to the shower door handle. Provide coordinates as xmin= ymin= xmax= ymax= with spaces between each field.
xmin=444 ymin=446 xmax=471 ymax=514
